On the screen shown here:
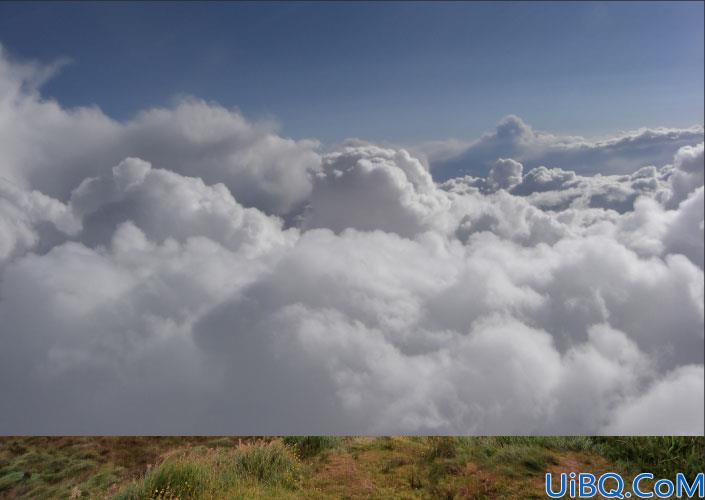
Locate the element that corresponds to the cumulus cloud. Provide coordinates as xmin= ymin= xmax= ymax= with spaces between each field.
xmin=0 ymin=48 xmax=703 ymax=434
xmin=0 ymin=45 xmax=321 ymax=216
xmin=487 ymin=158 xmax=524 ymax=192
xmin=422 ymin=114 xmax=703 ymax=180
xmin=302 ymin=145 xmax=450 ymax=237
xmin=669 ymin=142 xmax=704 ymax=207
xmin=441 ymin=142 xmax=701 ymax=218
xmin=69 ymin=157 xmax=295 ymax=254
xmin=0 ymin=178 xmax=80 ymax=267
xmin=602 ymin=365 xmax=705 ymax=435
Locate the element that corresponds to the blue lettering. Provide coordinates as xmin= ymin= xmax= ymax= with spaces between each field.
xmin=579 ymin=473 xmax=597 ymax=497
xmin=546 ymin=472 xmax=568 ymax=498
xmin=598 ymin=473 xmax=625 ymax=499
xmin=654 ymin=479 xmax=674 ymax=498
xmin=633 ymin=473 xmax=654 ymax=498
xmin=676 ymin=473 xmax=705 ymax=498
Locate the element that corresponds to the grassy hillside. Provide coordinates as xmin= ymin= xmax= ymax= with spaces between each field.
xmin=0 ymin=436 xmax=702 ymax=499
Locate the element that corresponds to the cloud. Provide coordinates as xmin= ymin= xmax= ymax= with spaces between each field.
xmin=302 ymin=145 xmax=450 ymax=237
xmin=69 ymin=157 xmax=296 ymax=254
xmin=0 ymin=47 xmax=703 ymax=434
xmin=118 ymin=100 xmax=322 ymax=216
xmin=441 ymin=141 xmax=699 ymax=217
xmin=422 ymin=115 xmax=703 ymax=180
xmin=602 ymin=365 xmax=704 ymax=435
xmin=0 ymin=45 xmax=321 ymax=216
xmin=669 ymin=142 xmax=704 ymax=207
xmin=662 ymin=188 xmax=704 ymax=267
xmin=487 ymin=158 xmax=524 ymax=192
xmin=0 ymin=178 xmax=80 ymax=268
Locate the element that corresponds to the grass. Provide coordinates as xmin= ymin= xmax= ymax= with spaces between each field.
xmin=424 ymin=436 xmax=458 ymax=460
xmin=115 ymin=460 xmax=209 ymax=499
xmin=0 ymin=436 xmax=702 ymax=498
xmin=454 ymin=437 xmax=591 ymax=477
xmin=231 ymin=441 xmax=301 ymax=486
xmin=281 ymin=436 xmax=340 ymax=458
xmin=592 ymin=436 xmax=704 ymax=480
xmin=113 ymin=440 xmax=301 ymax=499
xmin=0 ymin=437 xmax=246 ymax=498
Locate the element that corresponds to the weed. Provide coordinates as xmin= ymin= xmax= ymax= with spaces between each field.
xmin=425 ymin=437 xmax=457 ymax=460
xmin=3 ymin=436 xmax=703 ymax=499
xmin=281 ymin=436 xmax=340 ymax=458
xmin=593 ymin=436 xmax=704 ymax=480
xmin=408 ymin=467 xmax=423 ymax=489
xmin=231 ymin=441 xmax=300 ymax=487
xmin=116 ymin=460 xmax=209 ymax=499
xmin=0 ymin=470 xmax=25 ymax=492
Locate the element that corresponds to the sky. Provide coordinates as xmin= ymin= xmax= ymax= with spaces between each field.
xmin=0 ymin=3 xmax=703 ymax=435
xmin=0 ymin=1 xmax=702 ymax=144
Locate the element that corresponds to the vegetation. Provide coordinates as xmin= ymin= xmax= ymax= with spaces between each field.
xmin=115 ymin=460 xmax=210 ymax=499
xmin=0 ymin=436 xmax=701 ymax=498
xmin=282 ymin=436 xmax=340 ymax=458
xmin=592 ymin=436 xmax=704 ymax=480
xmin=112 ymin=441 xmax=301 ymax=499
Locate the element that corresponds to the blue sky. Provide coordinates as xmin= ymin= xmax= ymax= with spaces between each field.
xmin=0 ymin=1 xmax=702 ymax=144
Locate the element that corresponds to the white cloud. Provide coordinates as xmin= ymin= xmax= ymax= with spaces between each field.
xmin=662 ymin=188 xmax=704 ymax=267
xmin=0 ymin=45 xmax=321 ymax=216
xmin=0 ymin=177 xmax=80 ymax=267
xmin=602 ymin=365 xmax=704 ymax=435
xmin=69 ymin=157 xmax=296 ymax=254
xmin=487 ymin=158 xmax=524 ymax=192
xmin=0 ymin=47 xmax=703 ymax=434
xmin=669 ymin=142 xmax=704 ymax=207
xmin=302 ymin=145 xmax=450 ymax=237
xmin=421 ymin=115 xmax=703 ymax=180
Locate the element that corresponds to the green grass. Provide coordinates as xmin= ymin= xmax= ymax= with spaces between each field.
xmin=451 ymin=436 xmax=591 ymax=475
xmin=281 ymin=436 xmax=340 ymax=458
xmin=1 ymin=436 xmax=702 ymax=499
xmin=0 ymin=437 xmax=244 ymax=498
xmin=231 ymin=441 xmax=301 ymax=486
xmin=0 ymin=470 xmax=26 ymax=492
xmin=485 ymin=444 xmax=556 ymax=476
xmin=424 ymin=436 xmax=458 ymax=460
xmin=115 ymin=460 xmax=209 ymax=499
xmin=113 ymin=440 xmax=301 ymax=499
xmin=593 ymin=436 xmax=704 ymax=480
xmin=0 ymin=439 xmax=110 ymax=498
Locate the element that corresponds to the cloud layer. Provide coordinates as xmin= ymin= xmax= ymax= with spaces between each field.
xmin=421 ymin=115 xmax=703 ymax=180
xmin=0 ymin=48 xmax=703 ymax=434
